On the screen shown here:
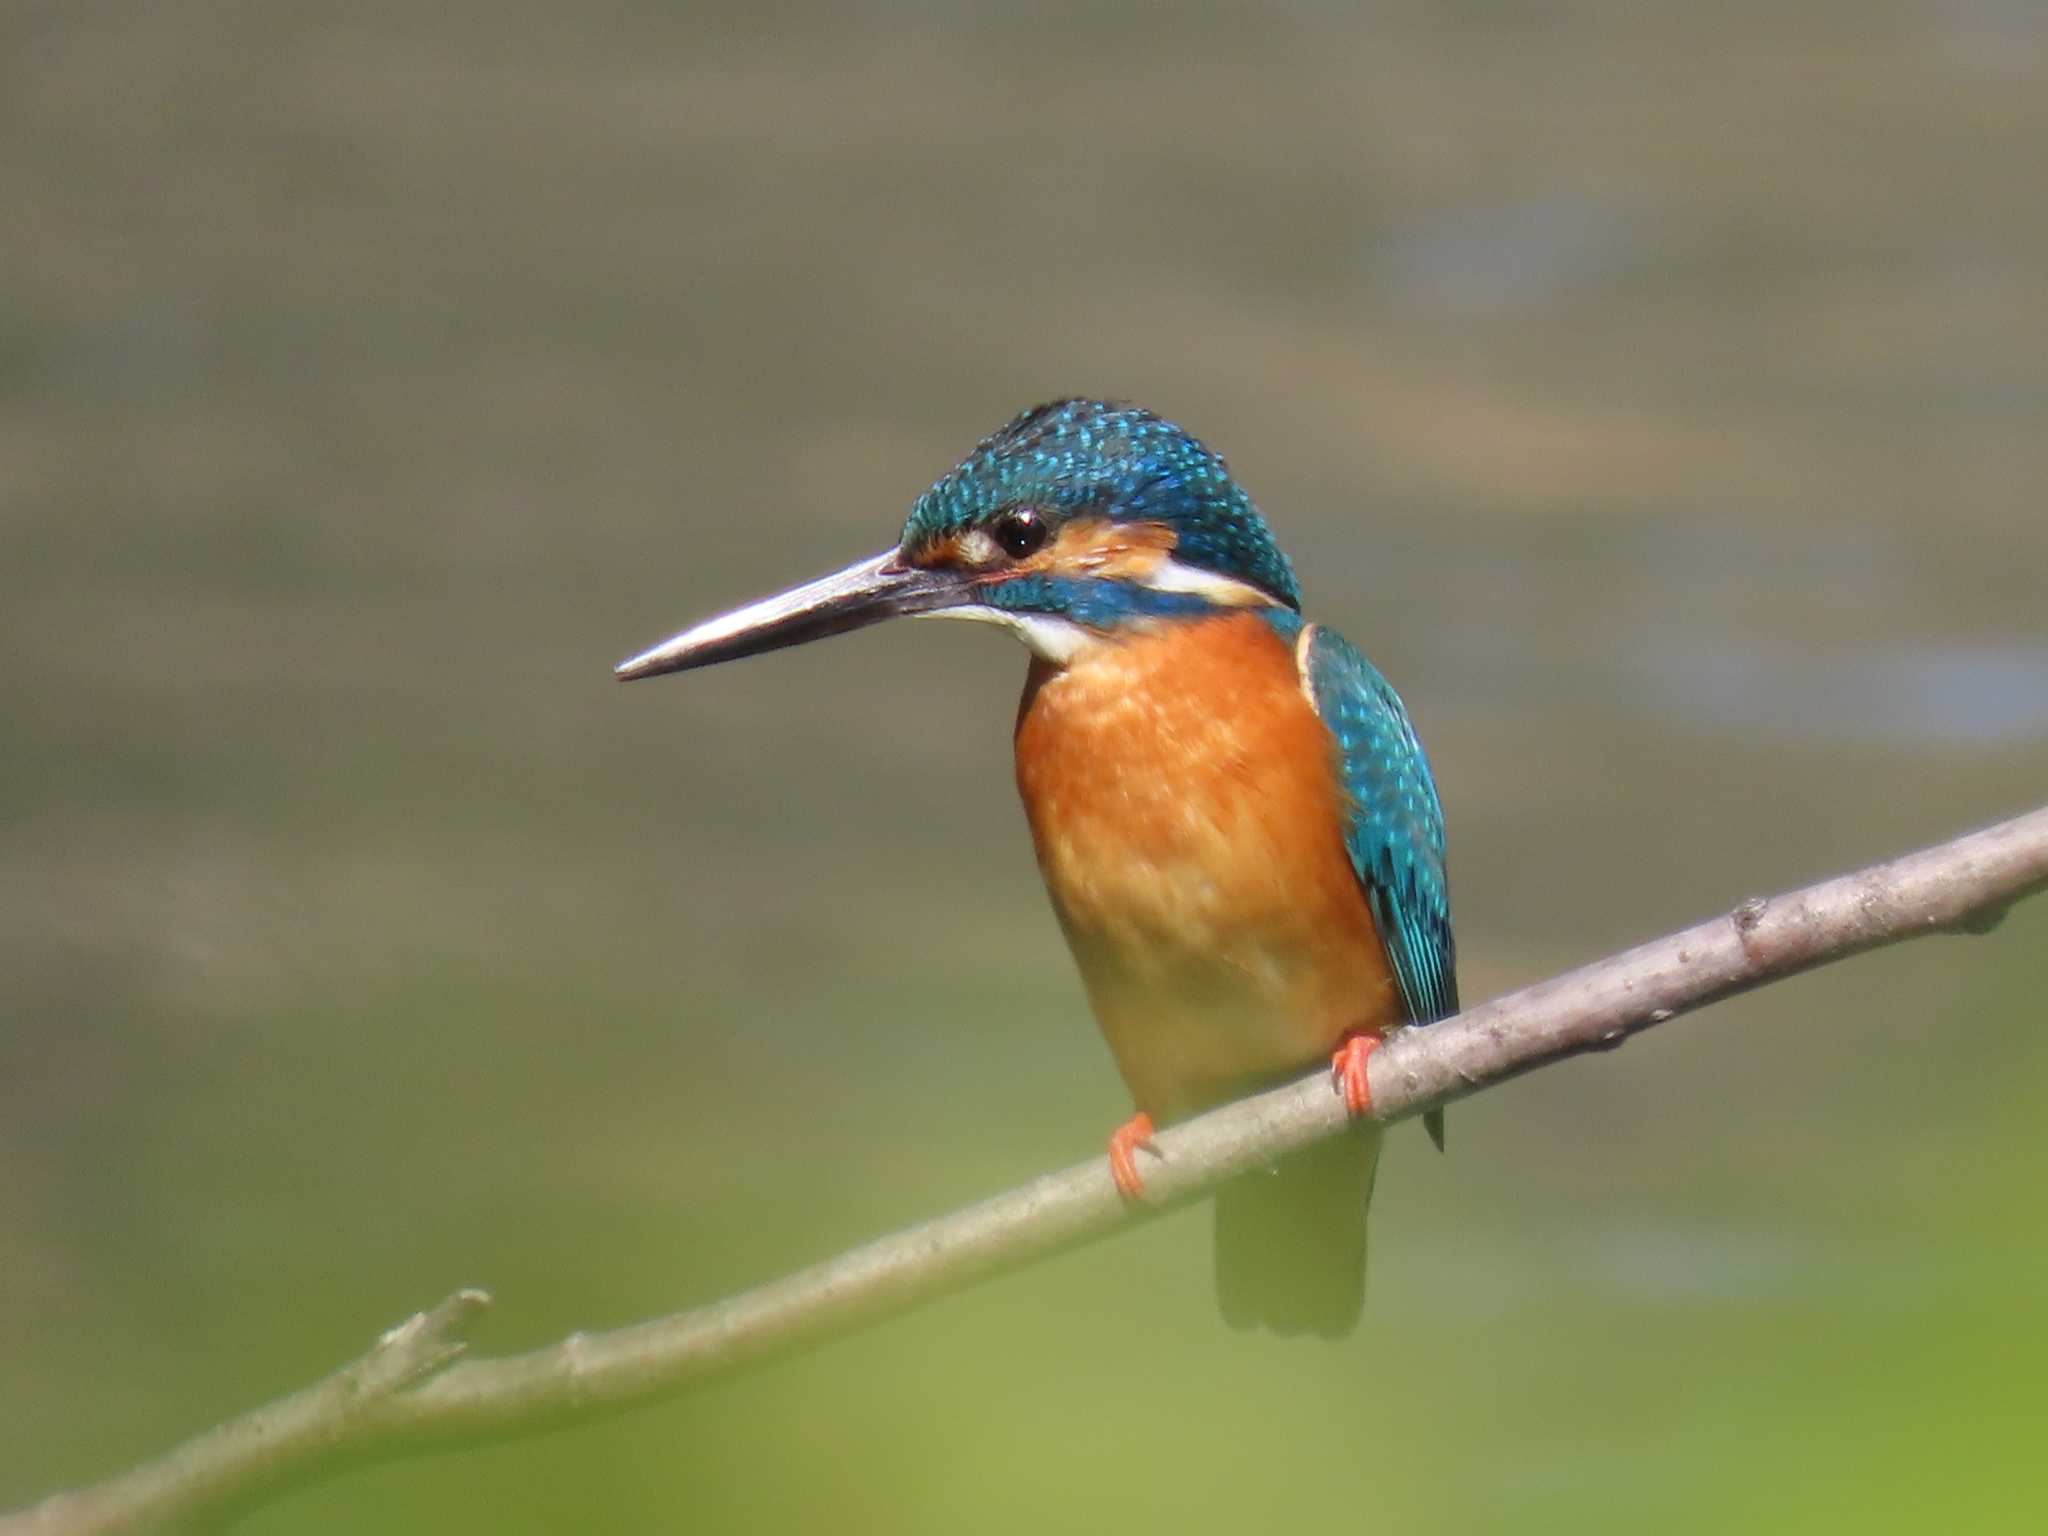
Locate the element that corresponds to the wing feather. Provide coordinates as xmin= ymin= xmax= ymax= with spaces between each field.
xmin=1299 ymin=623 xmax=1458 ymax=1031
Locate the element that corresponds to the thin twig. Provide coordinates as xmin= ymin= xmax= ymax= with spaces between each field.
xmin=9 ymin=806 xmax=2046 ymax=1535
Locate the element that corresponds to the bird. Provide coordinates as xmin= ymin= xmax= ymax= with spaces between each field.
xmin=616 ymin=399 xmax=1454 ymax=1338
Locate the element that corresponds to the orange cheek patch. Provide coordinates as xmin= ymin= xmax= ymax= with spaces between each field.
xmin=905 ymin=518 xmax=1177 ymax=580
xmin=1027 ymin=518 xmax=1177 ymax=580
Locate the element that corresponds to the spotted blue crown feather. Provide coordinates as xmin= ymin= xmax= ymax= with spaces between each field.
xmin=902 ymin=400 xmax=1303 ymax=610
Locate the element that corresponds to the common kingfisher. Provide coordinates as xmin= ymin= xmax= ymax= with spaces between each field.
xmin=617 ymin=400 xmax=1455 ymax=1338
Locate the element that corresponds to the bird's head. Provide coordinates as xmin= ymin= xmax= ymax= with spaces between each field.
xmin=615 ymin=398 xmax=1299 ymax=680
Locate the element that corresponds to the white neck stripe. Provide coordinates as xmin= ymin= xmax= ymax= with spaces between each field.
xmin=1142 ymin=558 xmax=1281 ymax=607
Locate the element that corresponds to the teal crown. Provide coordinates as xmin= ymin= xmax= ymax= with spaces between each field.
xmin=902 ymin=400 xmax=1303 ymax=611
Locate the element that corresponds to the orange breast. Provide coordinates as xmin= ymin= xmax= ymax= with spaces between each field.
xmin=1013 ymin=611 xmax=1402 ymax=1119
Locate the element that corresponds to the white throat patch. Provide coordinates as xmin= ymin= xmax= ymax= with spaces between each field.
xmin=917 ymin=605 xmax=1093 ymax=665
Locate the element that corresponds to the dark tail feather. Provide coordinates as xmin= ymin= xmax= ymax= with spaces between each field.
xmin=1424 ymin=1106 xmax=1447 ymax=1152
xmin=1214 ymin=1125 xmax=1382 ymax=1339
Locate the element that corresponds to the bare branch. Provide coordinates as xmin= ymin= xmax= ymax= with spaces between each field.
xmin=7 ymin=1290 xmax=491 ymax=1536
xmin=9 ymin=806 xmax=2046 ymax=1535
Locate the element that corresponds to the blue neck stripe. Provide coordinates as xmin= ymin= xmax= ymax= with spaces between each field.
xmin=984 ymin=574 xmax=1285 ymax=632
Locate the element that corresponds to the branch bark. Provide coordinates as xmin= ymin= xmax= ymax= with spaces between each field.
xmin=10 ymin=806 xmax=2047 ymax=1535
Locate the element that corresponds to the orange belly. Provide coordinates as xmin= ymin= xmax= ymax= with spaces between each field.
xmin=1013 ymin=611 xmax=1402 ymax=1120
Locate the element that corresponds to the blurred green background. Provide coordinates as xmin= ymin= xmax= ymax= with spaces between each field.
xmin=6 ymin=2 xmax=2046 ymax=1530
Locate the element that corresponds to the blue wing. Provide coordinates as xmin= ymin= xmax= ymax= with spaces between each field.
xmin=1300 ymin=624 xmax=1458 ymax=1031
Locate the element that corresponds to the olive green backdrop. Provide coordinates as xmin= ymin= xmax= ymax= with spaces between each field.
xmin=5 ymin=3 xmax=2045 ymax=1531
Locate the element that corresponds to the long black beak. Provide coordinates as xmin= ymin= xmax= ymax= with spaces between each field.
xmin=614 ymin=548 xmax=974 ymax=681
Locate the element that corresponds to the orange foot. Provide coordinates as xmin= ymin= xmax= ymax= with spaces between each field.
xmin=1107 ymin=1111 xmax=1158 ymax=1201
xmin=1330 ymin=1031 xmax=1380 ymax=1117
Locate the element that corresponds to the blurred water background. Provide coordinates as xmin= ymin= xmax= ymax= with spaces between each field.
xmin=4 ymin=3 xmax=2046 ymax=1530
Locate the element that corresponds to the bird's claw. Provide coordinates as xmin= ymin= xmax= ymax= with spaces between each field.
xmin=1107 ymin=1111 xmax=1159 ymax=1201
xmin=1330 ymin=1032 xmax=1379 ymax=1117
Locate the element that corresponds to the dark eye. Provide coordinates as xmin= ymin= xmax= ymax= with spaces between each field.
xmin=992 ymin=507 xmax=1048 ymax=559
